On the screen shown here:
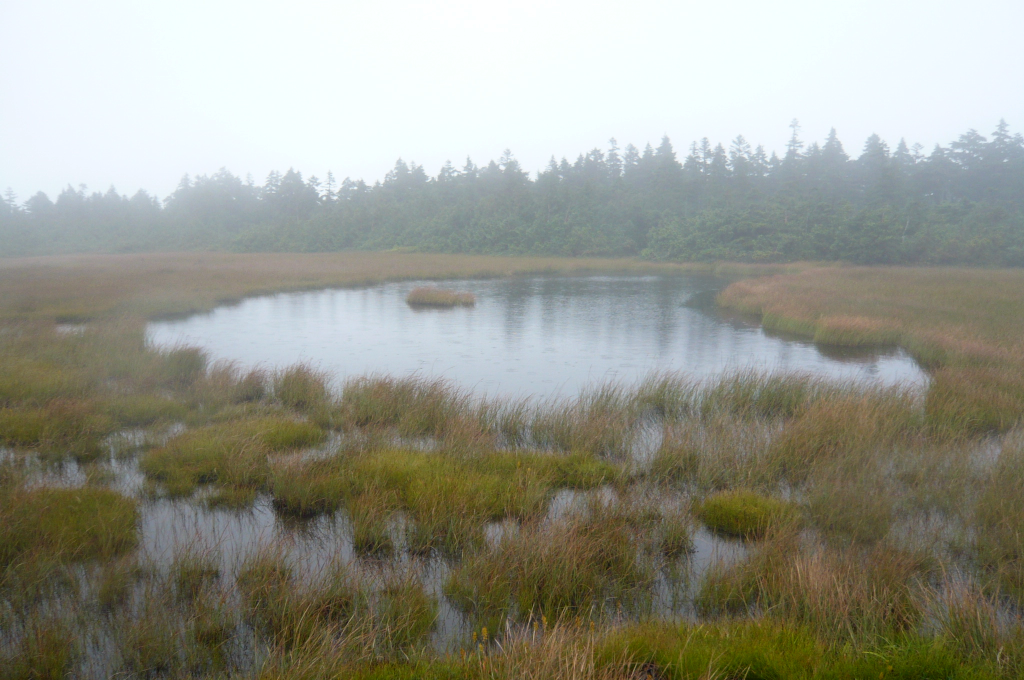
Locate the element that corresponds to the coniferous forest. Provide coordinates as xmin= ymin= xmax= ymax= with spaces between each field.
xmin=3 ymin=120 xmax=1023 ymax=265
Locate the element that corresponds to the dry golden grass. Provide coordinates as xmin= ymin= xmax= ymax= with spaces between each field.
xmin=720 ymin=265 xmax=1024 ymax=434
xmin=718 ymin=265 xmax=1024 ymax=366
xmin=0 ymin=251 xmax=710 ymax=322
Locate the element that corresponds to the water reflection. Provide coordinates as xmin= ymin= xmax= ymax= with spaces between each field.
xmin=148 ymin=275 xmax=926 ymax=398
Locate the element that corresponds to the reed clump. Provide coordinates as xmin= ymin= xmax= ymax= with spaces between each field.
xmin=697 ymin=489 xmax=800 ymax=539
xmin=341 ymin=375 xmax=472 ymax=438
xmin=0 ymin=618 xmax=77 ymax=680
xmin=405 ymin=286 xmax=476 ymax=308
xmin=170 ymin=547 xmax=220 ymax=602
xmin=445 ymin=508 xmax=656 ymax=624
xmin=140 ymin=416 xmax=325 ymax=501
xmin=974 ymin=434 xmax=1024 ymax=603
xmin=0 ymin=486 xmax=138 ymax=566
xmin=274 ymin=364 xmax=331 ymax=414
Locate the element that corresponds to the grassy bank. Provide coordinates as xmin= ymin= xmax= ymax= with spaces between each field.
xmin=1 ymin=253 xmax=1023 ymax=678
xmin=0 ymin=251 xmax=729 ymax=322
xmin=718 ymin=265 xmax=1024 ymax=434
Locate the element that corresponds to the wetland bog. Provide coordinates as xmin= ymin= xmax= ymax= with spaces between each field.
xmin=1 ymin=253 xmax=1023 ymax=679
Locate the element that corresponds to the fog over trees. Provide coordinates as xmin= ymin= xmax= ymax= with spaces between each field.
xmin=3 ymin=121 xmax=1023 ymax=265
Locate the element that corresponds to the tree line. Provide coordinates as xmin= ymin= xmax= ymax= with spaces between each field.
xmin=3 ymin=120 xmax=1023 ymax=265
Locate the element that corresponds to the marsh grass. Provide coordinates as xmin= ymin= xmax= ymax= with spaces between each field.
xmin=275 ymin=364 xmax=331 ymax=414
xmin=719 ymin=266 xmax=1024 ymax=435
xmin=2 ymin=257 xmax=1024 ymax=677
xmin=0 ymin=617 xmax=77 ymax=680
xmin=406 ymin=286 xmax=476 ymax=307
xmin=341 ymin=375 xmax=472 ymax=439
xmin=974 ymin=434 xmax=1024 ymax=602
xmin=97 ymin=556 xmax=143 ymax=611
xmin=171 ymin=546 xmax=221 ymax=602
xmin=445 ymin=506 xmax=657 ymax=625
xmin=0 ymin=486 xmax=138 ymax=566
xmin=697 ymin=489 xmax=800 ymax=540
xmin=139 ymin=416 xmax=326 ymax=502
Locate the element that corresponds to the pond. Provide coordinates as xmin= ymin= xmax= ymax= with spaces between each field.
xmin=148 ymin=275 xmax=927 ymax=397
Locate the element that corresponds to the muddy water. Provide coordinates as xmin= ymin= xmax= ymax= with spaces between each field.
xmin=148 ymin=275 xmax=927 ymax=398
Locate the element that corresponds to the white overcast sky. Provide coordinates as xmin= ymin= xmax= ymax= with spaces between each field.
xmin=2 ymin=0 xmax=1022 ymax=201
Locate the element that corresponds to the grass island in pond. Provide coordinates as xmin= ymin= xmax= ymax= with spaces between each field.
xmin=405 ymin=286 xmax=476 ymax=308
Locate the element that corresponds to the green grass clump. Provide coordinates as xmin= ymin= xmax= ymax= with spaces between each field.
xmin=405 ymin=286 xmax=475 ymax=308
xmin=697 ymin=489 xmax=800 ymax=539
xmin=103 ymin=393 xmax=189 ymax=426
xmin=160 ymin=346 xmax=208 ymax=388
xmin=597 ymin=620 xmax=822 ymax=680
xmin=246 ymin=416 xmax=326 ymax=450
xmin=0 ymin=618 xmax=77 ymax=680
xmin=274 ymin=364 xmax=330 ymax=413
xmin=0 ymin=487 xmax=138 ymax=566
xmin=140 ymin=425 xmax=264 ymax=499
xmin=597 ymin=620 xmax=1005 ymax=680
xmin=375 ymin=573 xmax=438 ymax=649
xmin=140 ymin=416 xmax=325 ymax=500
xmin=270 ymin=458 xmax=347 ymax=518
xmin=340 ymin=375 xmax=471 ymax=438
xmin=0 ymin=407 xmax=49 ymax=446
xmin=0 ymin=358 xmax=92 ymax=407
xmin=0 ymin=400 xmax=111 ymax=461
xmin=350 ymin=491 xmax=397 ymax=557
xmin=269 ymin=447 xmax=618 ymax=548
xmin=445 ymin=511 xmax=655 ymax=623
xmin=170 ymin=547 xmax=220 ymax=602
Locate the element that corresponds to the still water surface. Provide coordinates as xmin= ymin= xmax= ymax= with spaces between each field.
xmin=149 ymin=275 xmax=926 ymax=396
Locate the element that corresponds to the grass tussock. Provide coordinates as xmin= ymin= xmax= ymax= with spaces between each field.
xmin=140 ymin=416 xmax=326 ymax=501
xmin=0 ymin=486 xmax=138 ymax=566
xmin=275 ymin=364 xmax=331 ymax=414
xmin=405 ymin=286 xmax=476 ymax=307
xmin=697 ymin=489 xmax=800 ymax=539
xmin=445 ymin=504 xmax=657 ymax=624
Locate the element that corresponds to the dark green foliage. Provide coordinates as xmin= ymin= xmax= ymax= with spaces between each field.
xmin=3 ymin=122 xmax=1023 ymax=265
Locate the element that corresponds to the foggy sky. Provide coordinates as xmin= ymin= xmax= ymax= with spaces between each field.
xmin=3 ymin=0 xmax=1022 ymax=202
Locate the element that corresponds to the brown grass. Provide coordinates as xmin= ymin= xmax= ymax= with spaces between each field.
xmin=719 ymin=265 xmax=1024 ymax=434
xmin=405 ymin=286 xmax=476 ymax=307
xmin=718 ymin=265 xmax=1024 ymax=367
xmin=0 ymin=251 xmax=710 ymax=322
